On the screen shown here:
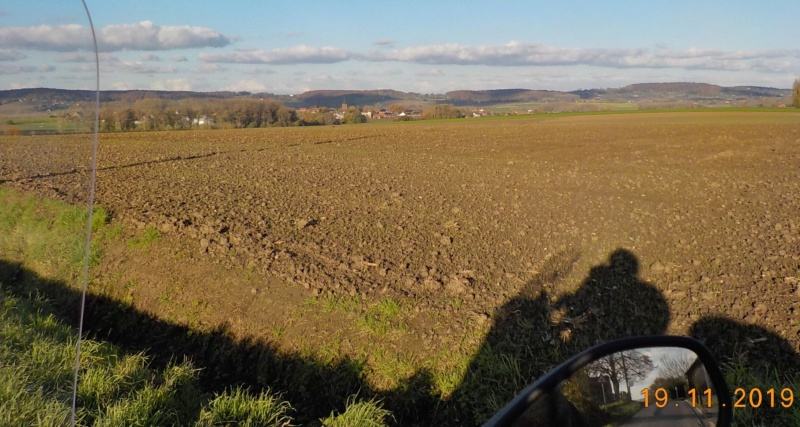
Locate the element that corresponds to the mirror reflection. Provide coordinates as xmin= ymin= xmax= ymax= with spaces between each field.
xmin=516 ymin=347 xmax=718 ymax=427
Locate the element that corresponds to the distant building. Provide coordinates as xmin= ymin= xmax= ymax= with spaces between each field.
xmin=685 ymin=358 xmax=711 ymax=393
xmin=194 ymin=116 xmax=214 ymax=126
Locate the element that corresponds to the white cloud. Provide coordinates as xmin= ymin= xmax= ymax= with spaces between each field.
xmin=193 ymin=63 xmax=227 ymax=74
xmin=242 ymin=67 xmax=276 ymax=75
xmin=416 ymin=68 xmax=444 ymax=77
xmin=100 ymin=21 xmax=231 ymax=51
xmin=117 ymin=61 xmax=179 ymax=73
xmin=194 ymin=41 xmax=800 ymax=74
xmin=0 ymin=49 xmax=25 ymax=61
xmin=140 ymin=53 xmax=161 ymax=62
xmin=54 ymin=52 xmax=118 ymax=63
xmin=749 ymin=58 xmax=795 ymax=73
xmin=0 ymin=64 xmax=54 ymax=74
xmin=170 ymin=55 xmax=188 ymax=62
xmin=374 ymin=68 xmax=403 ymax=76
xmin=149 ymin=78 xmax=192 ymax=91
xmin=10 ymin=81 xmax=44 ymax=89
xmin=0 ymin=21 xmax=231 ymax=52
xmin=109 ymin=81 xmax=132 ymax=90
xmin=363 ymin=41 xmax=800 ymax=73
xmin=222 ymin=79 xmax=268 ymax=92
xmin=55 ymin=52 xmax=95 ymax=62
xmin=68 ymin=64 xmax=95 ymax=73
xmin=364 ymin=41 xmax=644 ymax=66
xmin=199 ymin=45 xmax=351 ymax=64
xmin=0 ymin=24 xmax=89 ymax=52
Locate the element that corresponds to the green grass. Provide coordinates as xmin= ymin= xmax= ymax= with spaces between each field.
xmin=0 ymin=187 xmax=393 ymax=426
xmin=367 ymin=349 xmax=418 ymax=390
xmin=322 ymin=294 xmax=362 ymax=313
xmin=321 ymin=395 xmax=393 ymax=427
xmin=196 ymin=387 xmax=294 ymax=427
xmin=357 ymin=298 xmax=406 ymax=337
xmin=127 ymin=227 xmax=161 ymax=250
xmin=601 ymin=400 xmax=643 ymax=426
xmin=270 ymin=324 xmax=288 ymax=341
xmin=3 ymin=116 xmax=91 ymax=134
xmin=0 ymin=288 xmax=298 ymax=426
xmin=0 ymin=188 xmax=107 ymax=279
xmin=723 ymin=359 xmax=800 ymax=426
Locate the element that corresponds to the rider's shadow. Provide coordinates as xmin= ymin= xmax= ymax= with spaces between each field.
xmin=449 ymin=248 xmax=671 ymax=424
xmin=691 ymin=317 xmax=800 ymax=374
xmin=553 ymin=248 xmax=670 ymax=348
xmin=690 ymin=316 xmax=800 ymax=425
xmin=450 ymin=247 xmax=800 ymax=426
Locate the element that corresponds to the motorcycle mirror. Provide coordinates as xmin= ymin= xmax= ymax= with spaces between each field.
xmin=484 ymin=336 xmax=732 ymax=427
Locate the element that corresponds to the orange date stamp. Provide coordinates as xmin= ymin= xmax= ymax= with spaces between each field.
xmin=640 ymin=387 xmax=795 ymax=408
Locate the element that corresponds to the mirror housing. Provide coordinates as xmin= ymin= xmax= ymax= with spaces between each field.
xmin=483 ymin=336 xmax=732 ymax=427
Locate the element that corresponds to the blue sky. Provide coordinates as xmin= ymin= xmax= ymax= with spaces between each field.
xmin=1 ymin=1 xmax=798 ymax=93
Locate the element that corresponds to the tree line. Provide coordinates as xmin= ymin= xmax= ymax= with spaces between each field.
xmin=99 ymin=98 xmax=300 ymax=132
xmin=96 ymin=97 xmax=470 ymax=132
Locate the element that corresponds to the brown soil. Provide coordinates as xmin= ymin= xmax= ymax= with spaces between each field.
xmin=2 ymin=112 xmax=799 ymax=394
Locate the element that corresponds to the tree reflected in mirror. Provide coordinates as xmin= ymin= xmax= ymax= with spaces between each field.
xmin=514 ymin=347 xmax=719 ymax=427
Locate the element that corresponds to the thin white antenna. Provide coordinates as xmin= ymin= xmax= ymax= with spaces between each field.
xmin=71 ymin=1 xmax=100 ymax=425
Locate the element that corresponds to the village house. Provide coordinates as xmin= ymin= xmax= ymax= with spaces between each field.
xmin=192 ymin=116 xmax=214 ymax=126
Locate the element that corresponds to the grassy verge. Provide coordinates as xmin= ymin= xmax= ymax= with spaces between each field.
xmin=723 ymin=359 xmax=800 ymax=426
xmin=0 ymin=270 xmax=297 ymax=426
xmin=601 ymin=400 xmax=643 ymax=425
xmin=0 ymin=187 xmax=106 ymax=281
xmin=0 ymin=187 xmax=389 ymax=426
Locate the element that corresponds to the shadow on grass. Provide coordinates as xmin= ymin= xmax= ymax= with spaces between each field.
xmin=447 ymin=248 xmax=671 ymax=423
xmin=3 ymin=248 xmax=798 ymax=426
xmin=449 ymin=248 xmax=800 ymax=425
xmin=690 ymin=317 xmax=800 ymax=424
xmin=0 ymin=259 xmax=437 ymax=425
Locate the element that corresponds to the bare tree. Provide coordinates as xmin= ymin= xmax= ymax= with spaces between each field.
xmin=648 ymin=353 xmax=695 ymax=398
xmin=793 ymin=78 xmax=800 ymax=108
xmin=587 ymin=350 xmax=655 ymax=401
xmin=657 ymin=353 xmax=694 ymax=381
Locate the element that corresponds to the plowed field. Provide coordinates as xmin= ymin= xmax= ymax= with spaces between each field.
xmin=2 ymin=112 xmax=799 ymax=420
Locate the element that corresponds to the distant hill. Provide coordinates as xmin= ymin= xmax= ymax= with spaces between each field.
xmin=445 ymin=89 xmax=579 ymax=104
xmin=617 ymin=82 xmax=724 ymax=96
xmin=0 ymin=88 xmax=254 ymax=104
xmin=283 ymin=89 xmax=422 ymax=108
xmin=0 ymin=82 xmax=792 ymax=111
xmin=570 ymin=82 xmax=791 ymax=103
xmin=0 ymin=88 xmax=423 ymax=110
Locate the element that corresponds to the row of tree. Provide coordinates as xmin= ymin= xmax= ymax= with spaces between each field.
xmin=563 ymin=349 xmax=699 ymax=409
xmin=99 ymin=98 xmax=299 ymax=132
xmin=96 ymin=98 xmax=472 ymax=132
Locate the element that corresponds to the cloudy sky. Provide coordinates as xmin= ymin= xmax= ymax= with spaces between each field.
xmin=1 ymin=1 xmax=798 ymax=94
